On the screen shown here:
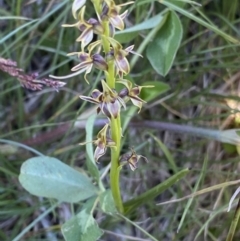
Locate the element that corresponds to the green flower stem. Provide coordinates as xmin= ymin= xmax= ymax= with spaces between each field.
xmin=108 ymin=60 xmax=123 ymax=212
xmin=107 ymin=56 xmax=123 ymax=212
xmin=110 ymin=117 xmax=124 ymax=213
xmin=101 ymin=25 xmax=113 ymax=86
xmin=101 ymin=20 xmax=110 ymax=54
xmin=107 ymin=60 xmax=115 ymax=88
xmin=101 ymin=18 xmax=123 ymax=212
xmin=101 ymin=35 xmax=110 ymax=55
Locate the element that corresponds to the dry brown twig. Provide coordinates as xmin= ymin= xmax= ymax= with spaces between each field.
xmin=0 ymin=57 xmax=66 ymax=91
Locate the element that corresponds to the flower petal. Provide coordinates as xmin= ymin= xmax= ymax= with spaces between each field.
xmin=107 ymin=37 xmax=122 ymax=50
xmin=110 ymin=15 xmax=124 ymax=30
xmin=118 ymin=1 xmax=134 ymax=7
xmin=76 ymin=28 xmax=94 ymax=49
xmin=62 ymin=23 xmax=79 ymax=27
xmin=131 ymin=98 xmax=143 ymax=113
xmin=97 ymin=123 xmax=109 ymax=138
xmin=129 ymin=94 xmax=146 ymax=104
xmin=117 ymin=96 xmax=126 ymax=110
xmin=101 ymin=79 xmax=115 ymax=95
xmin=72 ymin=0 xmax=86 ymax=19
xmin=117 ymin=79 xmax=132 ymax=90
xmin=49 ymin=67 xmax=87 ymax=80
xmin=128 ymin=158 xmax=138 ymax=171
xmin=83 ymin=65 xmax=93 ymax=83
xmin=125 ymin=45 xmax=134 ymax=53
xmin=100 ymin=102 xmax=112 ymax=119
xmin=120 ymin=10 xmax=128 ymax=20
xmin=94 ymin=146 xmax=106 ymax=162
xmin=108 ymin=101 xmax=121 ymax=118
xmin=67 ymin=52 xmax=81 ymax=56
xmin=80 ymin=95 xmax=100 ymax=104
xmin=88 ymin=40 xmax=102 ymax=53
xmin=71 ymin=60 xmax=92 ymax=71
xmin=115 ymin=56 xmax=130 ymax=74
xmin=138 ymin=155 xmax=149 ymax=163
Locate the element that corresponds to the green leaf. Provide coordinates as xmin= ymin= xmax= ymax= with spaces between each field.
xmin=119 ymin=13 xmax=165 ymax=34
xmin=177 ymin=156 xmax=207 ymax=232
xmin=2 ymin=1 xmax=68 ymax=54
xmin=159 ymin=0 xmax=239 ymax=44
xmin=99 ymin=190 xmax=118 ymax=215
xmin=140 ymin=81 xmax=170 ymax=102
xmin=115 ymin=32 xmax=138 ymax=44
xmin=0 ymin=19 xmax=38 ymax=44
xmin=115 ymin=12 xmax=166 ymax=43
xmin=19 ymin=156 xmax=98 ymax=203
xmin=146 ymin=10 xmax=183 ymax=76
xmin=123 ymin=168 xmax=189 ymax=214
xmin=132 ymin=123 xmax=240 ymax=146
xmin=167 ymin=0 xmax=187 ymax=8
xmin=148 ymin=133 xmax=178 ymax=173
xmin=236 ymin=130 xmax=240 ymax=137
xmin=85 ymin=115 xmax=100 ymax=181
xmin=62 ymin=198 xmax=103 ymax=241
xmin=223 ymin=143 xmax=237 ymax=154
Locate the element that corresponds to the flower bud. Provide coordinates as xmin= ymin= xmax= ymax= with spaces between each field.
xmin=120 ymin=149 xmax=148 ymax=171
xmin=91 ymin=89 xmax=102 ymax=99
xmin=78 ymin=23 xmax=86 ymax=32
xmin=101 ymin=4 xmax=109 ymax=21
xmin=88 ymin=18 xmax=104 ymax=35
xmin=131 ymin=86 xmax=141 ymax=96
xmin=92 ymin=54 xmax=108 ymax=71
xmin=78 ymin=52 xmax=89 ymax=61
xmin=118 ymin=87 xmax=129 ymax=98
xmin=105 ymin=50 xmax=114 ymax=62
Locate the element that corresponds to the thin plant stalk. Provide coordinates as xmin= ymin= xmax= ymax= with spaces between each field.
xmin=100 ymin=10 xmax=123 ymax=212
xmin=110 ymin=117 xmax=123 ymax=212
xmin=226 ymin=197 xmax=240 ymax=241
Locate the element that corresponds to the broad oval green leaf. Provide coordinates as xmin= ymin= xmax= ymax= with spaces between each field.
xmin=61 ymin=198 xmax=103 ymax=241
xmin=115 ymin=12 xmax=165 ymax=43
xmin=146 ymin=10 xmax=183 ymax=76
xmin=159 ymin=0 xmax=239 ymax=44
xmin=140 ymin=81 xmax=170 ymax=102
xmin=117 ymin=12 xmax=165 ymax=34
xmin=19 ymin=156 xmax=98 ymax=203
xmin=99 ymin=190 xmax=118 ymax=215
